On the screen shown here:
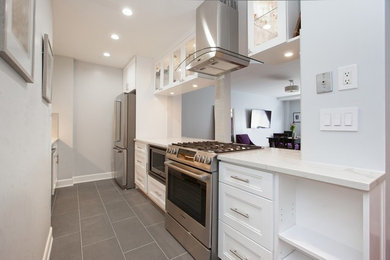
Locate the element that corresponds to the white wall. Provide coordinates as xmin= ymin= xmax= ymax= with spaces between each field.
xmin=0 ymin=0 xmax=53 ymax=258
xmin=52 ymin=56 xmax=74 ymax=180
xmin=52 ymin=58 xmax=122 ymax=180
xmin=231 ymin=90 xmax=284 ymax=146
xmin=167 ymin=95 xmax=182 ymax=138
xmin=135 ymin=56 xmax=168 ymax=139
xmin=283 ymin=99 xmax=301 ymax=137
xmin=300 ymin=0 xmax=386 ymax=171
xmin=182 ymin=86 xmax=215 ymax=140
xmin=73 ymin=61 xmax=122 ymax=176
xmin=385 ymin=0 xmax=390 ymax=255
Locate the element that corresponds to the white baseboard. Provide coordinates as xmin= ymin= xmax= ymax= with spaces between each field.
xmin=56 ymin=178 xmax=74 ymax=188
xmin=42 ymin=226 xmax=53 ymax=260
xmin=73 ymin=172 xmax=114 ymax=184
xmin=56 ymin=172 xmax=114 ymax=188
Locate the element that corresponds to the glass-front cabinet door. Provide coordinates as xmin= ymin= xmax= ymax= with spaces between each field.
xmin=173 ymin=48 xmax=182 ymax=84
xmin=154 ymin=62 xmax=161 ymax=91
xmin=248 ymin=1 xmax=287 ymax=54
xmin=184 ymin=37 xmax=196 ymax=78
xmin=162 ymin=55 xmax=171 ymax=88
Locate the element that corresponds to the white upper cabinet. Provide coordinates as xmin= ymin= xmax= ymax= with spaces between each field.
xmin=248 ymin=1 xmax=300 ymax=64
xmin=123 ymin=57 xmax=136 ymax=93
xmin=154 ymin=34 xmax=214 ymax=96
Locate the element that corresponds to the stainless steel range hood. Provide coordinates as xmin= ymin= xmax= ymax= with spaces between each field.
xmin=184 ymin=0 xmax=262 ymax=77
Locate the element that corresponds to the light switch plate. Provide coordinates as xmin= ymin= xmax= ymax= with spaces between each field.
xmin=320 ymin=107 xmax=359 ymax=131
xmin=316 ymin=72 xmax=333 ymax=94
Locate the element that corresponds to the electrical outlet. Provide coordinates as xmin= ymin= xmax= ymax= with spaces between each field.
xmin=338 ymin=64 xmax=358 ymax=90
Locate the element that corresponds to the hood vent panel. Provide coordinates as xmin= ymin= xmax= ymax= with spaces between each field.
xmin=184 ymin=0 xmax=262 ymax=77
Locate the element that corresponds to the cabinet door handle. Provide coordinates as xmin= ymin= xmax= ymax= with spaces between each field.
xmin=230 ymin=208 xmax=249 ymax=218
xmin=229 ymin=249 xmax=247 ymax=260
xmin=231 ymin=176 xmax=249 ymax=183
xmin=136 ymin=160 xmax=143 ymax=164
xmin=155 ymin=191 xmax=162 ymax=197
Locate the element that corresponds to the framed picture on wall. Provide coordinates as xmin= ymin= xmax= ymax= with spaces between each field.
xmin=42 ymin=34 xmax=53 ymax=103
xmin=293 ymin=112 xmax=301 ymax=123
xmin=0 ymin=0 xmax=36 ymax=83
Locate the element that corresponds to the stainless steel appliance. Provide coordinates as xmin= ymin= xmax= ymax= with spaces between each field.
xmin=165 ymin=141 xmax=262 ymax=260
xmin=113 ymin=90 xmax=136 ymax=189
xmin=182 ymin=0 xmax=262 ymax=77
xmin=149 ymin=145 xmax=166 ymax=184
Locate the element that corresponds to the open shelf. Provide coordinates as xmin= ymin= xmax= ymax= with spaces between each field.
xmin=279 ymin=225 xmax=362 ymax=260
xmin=284 ymin=250 xmax=314 ymax=260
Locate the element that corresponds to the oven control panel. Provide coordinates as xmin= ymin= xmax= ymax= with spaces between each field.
xmin=166 ymin=145 xmax=217 ymax=172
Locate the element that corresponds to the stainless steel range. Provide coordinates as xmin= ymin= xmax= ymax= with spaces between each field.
xmin=164 ymin=141 xmax=262 ymax=260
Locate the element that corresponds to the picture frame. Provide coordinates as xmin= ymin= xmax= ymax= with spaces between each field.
xmin=42 ymin=33 xmax=53 ymax=103
xmin=0 ymin=0 xmax=36 ymax=83
xmin=293 ymin=112 xmax=301 ymax=123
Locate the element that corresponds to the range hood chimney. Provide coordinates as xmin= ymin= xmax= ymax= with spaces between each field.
xmin=184 ymin=0 xmax=262 ymax=77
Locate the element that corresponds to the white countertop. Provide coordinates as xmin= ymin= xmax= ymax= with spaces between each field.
xmin=217 ymin=148 xmax=385 ymax=191
xmin=135 ymin=137 xmax=212 ymax=148
xmin=51 ymin=137 xmax=58 ymax=145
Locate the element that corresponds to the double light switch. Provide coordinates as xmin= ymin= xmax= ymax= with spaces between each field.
xmin=320 ymin=107 xmax=358 ymax=131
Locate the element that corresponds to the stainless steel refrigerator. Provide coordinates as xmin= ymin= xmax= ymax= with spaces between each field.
xmin=113 ymin=90 xmax=136 ymax=189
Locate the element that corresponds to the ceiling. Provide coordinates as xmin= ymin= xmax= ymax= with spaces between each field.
xmin=52 ymin=0 xmax=202 ymax=68
xmin=231 ymin=59 xmax=301 ymax=98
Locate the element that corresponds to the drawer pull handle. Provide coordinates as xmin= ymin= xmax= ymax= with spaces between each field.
xmin=230 ymin=208 xmax=249 ymax=218
xmin=136 ymin=160 xmax=143 ymax=164
xmin=231 ymin=176 xmax=249 ymax=183
xmin=155 ymin=191 xmax=162 ymax=197
xmin=229 ymin=249 xmax=247 ymax=260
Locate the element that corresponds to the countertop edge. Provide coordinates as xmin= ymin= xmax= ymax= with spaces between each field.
xmin=217 ymin=155 xmax=385 ymax=192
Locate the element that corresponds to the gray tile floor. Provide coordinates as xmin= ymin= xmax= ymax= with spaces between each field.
xmin=50 ymin=179 xmax=194 ymax=260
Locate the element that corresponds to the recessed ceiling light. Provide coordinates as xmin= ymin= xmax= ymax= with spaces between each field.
xmin=111 ymin=34 xmax=119 ymax=40
xmin=170 ymin=92 xmax=175 ymax=95
xmin=103 ymin=52 xmax=111 ymax=57
xmin=192 ymin=84 xmax=198 ymax=88
xmin=284 ymin=51 xmax=294 ymax=57
xmin=122 ymin=8 xmax=133 ymax=16
xmin=262 ymin=24 xmax=271 ymax=30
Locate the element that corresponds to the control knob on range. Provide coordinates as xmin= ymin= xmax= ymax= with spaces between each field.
xmin=205 ymin=157 xmax=212 ymax=164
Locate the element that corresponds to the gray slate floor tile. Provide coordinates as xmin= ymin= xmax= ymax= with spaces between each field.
xmin=52 ymin=210 xmax=79 ymax=238
xmin=50 ymin=233 xmax=82 ymax=260
xmin=83 ymin=237 xmax=124 ymax=260
xmin=78 ymin=189 xmax=100 ymax=202
xmin=132 ymin=202 xmax=164 ymax=226
xmin=79 ymin=198 xmax=105 ymax=219
xmin=123 ymin=189 xmax=149 ymax=207
xmin=99 ymin=188 xmax=124 ymax=205
xmin=147 ymin=223 xmax=186 ymax=259
xmin=124 ymin=242 xmax=167 ymax=260
xmin=172 ymin=253 xmax=194 ymax=260
xmin=105 ymin=200 xmax=134 ymax=223
xmin=52 ymin=196 xmax=78 ymax=216
xmin=112 ymin=217 xmax=153 ymax=252
xmin=81 ymin=214 xmax=114 ymax=246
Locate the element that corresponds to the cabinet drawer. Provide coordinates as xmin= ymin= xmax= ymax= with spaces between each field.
xmin=219 ymin=182 xmax=273 ymax=250
xmin=147 ymin=176 xmax=166 ymax=211
xmin=135 ymin=150 xmax=147 ymax=168
xmin=135 ymin=142 xmax=147 ymax=152
xmin=218 ymin=221 xmax=272 ymax=260
xmin=135 ymin=164 xmax=147 ymax=193
xmin=219 ymin=162 xmax=273 ymax=200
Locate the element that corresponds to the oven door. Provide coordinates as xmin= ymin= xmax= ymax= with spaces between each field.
xmin=165 ymin=160 xmax=212 ymax=248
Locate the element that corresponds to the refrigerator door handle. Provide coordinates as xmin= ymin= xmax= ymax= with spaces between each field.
xmin=115 ymin=100 xmax=121 ymax=142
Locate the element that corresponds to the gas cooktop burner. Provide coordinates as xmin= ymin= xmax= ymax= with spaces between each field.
xmin=172 ymin=141 xmax=262 ymax=153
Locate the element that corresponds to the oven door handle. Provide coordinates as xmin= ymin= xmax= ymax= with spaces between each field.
xmin=165 ymin=161 xmax=210 ymax=181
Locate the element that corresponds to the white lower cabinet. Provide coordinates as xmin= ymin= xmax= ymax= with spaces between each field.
xmin=219 ymin=182 xmax=273 ymax=250
xmin=135 ymin=164 xmax=147 ymax=193
xmin=218 ymin=162 xmax=274 ymax=259
xmin=147 ymin=176 xmax=166 ymax=211
xmin=218 ymin=221 xmax=272 ymax=260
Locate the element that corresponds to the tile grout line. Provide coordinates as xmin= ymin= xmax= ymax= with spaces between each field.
xmin=170 ymin=252 xmax=188 ymax=260
xmin=76 ymin=184 xmax=84 ymax=260
xmin=119 ymin=188 xmax=169 ymax=260
xmin=52 ymin=231 xmax=80 ymax=241
xmin=95 ymin=183 xmax=127 ymax=260
xmin=82 ymin=235 xmax=116 ymax=248
xmin=121 ymin=241 xmax=155 ymax=254
xmin=110 ymin=215 xmax=137 ymax=225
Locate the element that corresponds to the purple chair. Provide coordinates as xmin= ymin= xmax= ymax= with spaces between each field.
xmin=236 ymin=134 xmax=255 ymax=145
